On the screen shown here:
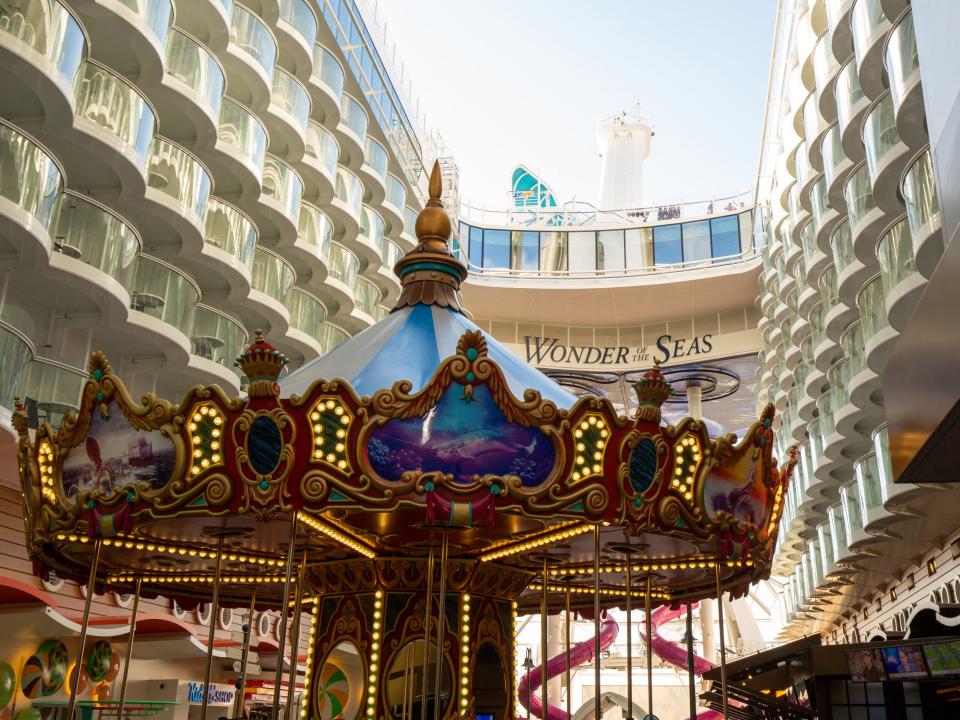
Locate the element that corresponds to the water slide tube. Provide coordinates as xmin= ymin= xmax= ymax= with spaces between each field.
xmin=641 ymin=603 xmax=722 ymax=720
xmin=517 ymin=612 xmax=619 ymax=720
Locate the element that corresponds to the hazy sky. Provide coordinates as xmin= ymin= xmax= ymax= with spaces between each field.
xmin=371 ymin=0 xmax=777 ymax=209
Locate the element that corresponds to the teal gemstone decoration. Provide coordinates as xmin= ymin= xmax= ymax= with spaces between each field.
xmin=634 ymin=497 xmax=643 ymax=507
xmin=466 ymin=372 xmax=475 ymax=382
xmin=424 ymin=481 xmax=435 ymax=492
xmin=489 ymin=484 xmax=499 ymax=494
xmin=465 ymin=347 xmax=479 ymax=361
xmin=96 ymin=392 xmax=104 ymax=402
xmin=258 ymin=480 xmax=270 ymax=491
xmin=758 ymin=437 xmax=766 ymax=447
xmin=763 ymin=418 xmax=772 ymax=427
xmin=92 ymin=369 xmax=102 ymax=381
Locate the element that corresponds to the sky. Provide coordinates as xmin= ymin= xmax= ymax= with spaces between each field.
xmin=370 ymin=0 xmax=777 ymax=210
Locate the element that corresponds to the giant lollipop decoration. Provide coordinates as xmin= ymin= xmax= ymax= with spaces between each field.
xmin=0 ymin=662 xmax=14 ymax=709
xmin=20 ymin=640 xmax=68 ymax=698
xmin=85 ymin=641 xmax=112 ymax=684
xmin=315 ymin=661 xmax=350 ymax=719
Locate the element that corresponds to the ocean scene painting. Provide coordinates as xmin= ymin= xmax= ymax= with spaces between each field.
xmin=703 ymin=450 xmax=770 ymax=527
xmin=366 ymin=384 xmax=555 ymax=487
xmin=62 ymin=406 xmax=175 ymax=499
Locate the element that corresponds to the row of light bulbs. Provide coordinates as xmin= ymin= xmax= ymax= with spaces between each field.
xmin=479 ymin=522 xmax=593 ymax=562
xmin=459 ymin=593 xmax=472 ymax=711
xmin=365 ymin=590 xmax=384 ymax=718
xmin=527 ymin=582 xmax=672 ymax=601
xmin=296 ymin=511 xmax=377 ymax=559
xmin=53 ymin=533 xmax=285 ymax=566
xmin=37 ymin=440 xmax=56 ymax=503
xmin=299 ymin=602 xmax=321 ymax=718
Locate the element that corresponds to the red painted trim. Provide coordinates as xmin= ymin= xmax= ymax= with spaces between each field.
xmin=0 ymin=576 xmax=58 ymax=608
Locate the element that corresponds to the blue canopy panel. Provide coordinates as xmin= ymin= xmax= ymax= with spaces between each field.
xmin=278 ymin=304 xmax=577 ymax=410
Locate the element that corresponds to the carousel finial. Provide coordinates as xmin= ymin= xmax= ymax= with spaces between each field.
xmin=235 ymin=330 xmax=288 ymax=397
xmin=392 ymin=161 xmax=468 ymax=314
xmin=632 ymin=359 xmax=672 ymax=424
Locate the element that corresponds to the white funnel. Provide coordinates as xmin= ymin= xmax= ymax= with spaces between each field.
xmin=596 ymin=104 xmax=654 ymax=211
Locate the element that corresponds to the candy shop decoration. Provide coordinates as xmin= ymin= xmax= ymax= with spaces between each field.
xmin=0 ymin=662 xmax=14 ymax=708
xmin=84 ymin=641 xmax=112 ymax=684
xmin=21 ymin=640 xmax=68 ymax=698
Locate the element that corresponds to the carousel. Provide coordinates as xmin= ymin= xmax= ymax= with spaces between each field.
xmin=14 ymin=164 xmax=795 ymax=720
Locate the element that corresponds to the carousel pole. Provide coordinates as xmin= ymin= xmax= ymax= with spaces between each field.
xmin=432 ymin=532 xmax=449 ymax=720
xmin=541 ymin=557 xmax=549 ymax=717
xmin=625 ymin=560 xmax=633 ymax=720
xmin=273 ymin=514 xmax=299 ymax=720
xmin=68 ymin=539 xmax=102 ymax=720
xmin=420 ymin=545 xmax=435 ymax=720
xmin=592 ymin=525 xmax=601 ymax=720
xmin=715 ymin=565 xmax=728 ymax=720
xmin=564 ymin=582 xmax=571 ymax=720
xmin=200 ymin=535 xmax=225 ymax=720
xmin=284 ymin=554 xmax=308 ymax=720
xmin=686 ymin=602 xmax=696 ymax=720
xmin=116 ymin=576 xmax=143 ymax=720
xmin=645 ymin=575 xmax=653 ymax=720
xmin=234 ymin=589 xmax=258 ymax=719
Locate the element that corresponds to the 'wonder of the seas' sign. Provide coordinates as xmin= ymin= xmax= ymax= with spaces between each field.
xmin=510 ymin=328 xmax=760 ymax=370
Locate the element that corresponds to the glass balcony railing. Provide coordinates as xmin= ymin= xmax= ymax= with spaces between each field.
xmin=354 ymin=276 xmax=379 ymax=317
xmin=271 ymin=67 xmax=310 ymax=133
xmin=820 ymin=263 xmax=839 ymax=307
xmin=262 ymin=155 xmax=303 ymax=223
xmin=335 ymin=166 xmax=363 ymax=218
xmin=810 ymin=301 xmax=827 ymax=348
xmin=121 ymin=0 xmax=174 ymax=40
xmin=863 ymin=93 xmax=900 ymax=182
xmin=0 ymin=120 xmax=62 ymax=230
xmin=855 ymin=451 xmax=884 ymax=517
xmin=318 ymin=322 xmax=349 ymax=354
xmin=825 ymin=0 xmax=854 ymax=34
xmin=803 ymin=90 xmax=827 ymax=141
xmin=810 ymin=176 xmax=830 ymax=233
xmin=363 ymin=136 xmax=388 ymax=180
xmin=278 ymin=0 xmax=317 ymax=49
xmin=74 ymin=61 xmax=156 ymax=166
xmin=877 ymin=218 xmax=915 ymax=294
xmin=204 ymin=197 xmax=256 ymax=270
xmin=327 ymin=241 xmax=359 ymax=288
xmin=813 ymin=29 xmax=840 ymax=96
xmin=128 ymin=255 xmax=198 ymax=336
xmin=857 ymin=274 xmax=886 ymax=342
xmin=827 ymin=356 xmax=850 ymax=417
xmin=800 ymin=220 xmax=817 ymax=270
xmin=23 ymin=357 xmax=85 ymax=428
xmin=840 ymin=479 xmax=863 ymax=541
xmin=147 ymin=137 xmax=212 ymax=222
xmin=52 ymin=193 xmax=140 ymax=285
xmin=164 ymin=29 xmax=224 ymax=115
xmin=361 ymin=205 xmax=385 ymax=248
xmin=874 ymin=425 xmax=892 ymax=496
xmin=372 ymin=305 xmax=389 ymax=321
xmin=902 ymin=150 xmax=940 ymax=238
xmin=404 ymin=206 xmax=417 ymax=238
xmin=230 ymin=5 xmax=276 ymax=78
xmin=286 ymin=287 xmax=327 ymax=335
xmin=842 ymin=320 xmax=866 ymax=378
xmin=217 ymin=98 xmax=267 ymax=174
xmin=851 ymin=0 xmax=888 ymax=67
xmin=831 ymin=220 xmax=855 ymax=275
xmin=835 ymin=61 xmax=866 ymax=136
xmin=828 ymin=502 xmax=847 ymax=557
xmin=379 ymin=237 xmax=401 ymax=270
xmin=795 ymin=144 xmax=813 ymax=189
xmin=817 ymin=390 xmax=835 ymax=446
xmin=821 ymin=123 xmax=845 ymax=189
xmin=843 ymin=164 xmax=876 ymax=232
xmin=385 ymin=173 xmax=405 ymax=210
xmin=297 ymin=202 xmax=333 ymax=258
xmin=312 ymin=44 xmax=344 ymax=100
xmin=304 ymin=121 xmax=339 ymax=177
xmin=886 ymin=10 xmax=919 ymax=115
xmin=0 ymin=321 xmax=32 ymax=410
xmin=340 ymin=94 xmax=368 ymax=140
xmin=251 ymin=246 xmax=294 ymax=304
xmin=191 ymin=304 xmax=247 ymax=371
xmin=0 ymin=0 xmax=86 ymax=83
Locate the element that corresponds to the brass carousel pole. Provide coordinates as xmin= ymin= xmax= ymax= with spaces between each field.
xmin=284 ymin=553 xmax=308 ymax=720
xmin=564 ymin=582 xmax=571 ymax=720
xmin=686 ymin=602 xmax=696 ymax=720
xmin=541 ymin=557 xmax=549 ymax=717
xmin=715 ymin=565 xmax=728 ymax=720
xmin=273 ymin=514 xmax=299 ymax=720
xmin=68 ymin=539 xmax=102 ymax=720
xmin=116 ymin=576 xmax=143 ymax=719
xmin=645 ymin=575 xmax=653 ymax=720
xmin=432 ymin=532 xmax=449 ymax=720
xmin=420 ymin=545 xmax=435 ymax=720
xmin=592 ymin=525 xmax=601 ymax=720
xmin=625 ymin=560 xmax=633 ymax=720
xmin=234 ymin=589 xmax=258 ymax=719
xmin=200 ymin=535 xmax=225 ymax=720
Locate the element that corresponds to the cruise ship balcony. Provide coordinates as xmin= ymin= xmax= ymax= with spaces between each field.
xmin=850 ymin=0 xmax=891 ymax=99
xmin=209 ymin=97 xmax=268 ymax=200
xmin=247 ymin=245 xmax=294 ymax=338
xmin=157 ymin=28 xmax=225 ymax=145
xmin=381 ymin=173 xmax=406 ymax=237
xmin=198 ymin=197 xmax=257 ymax=300
xmin=284 ymin=286 xmax=327 ymax=362
xmin=329 ymin=165 xmax=362 ymax=238
xmin=187 ymin=304 xmax=248 ymax=392
xmin=126 ymin=254 xmax=199 ymax=366
xmin=298 ymin=120 xmax=338 ymax=203
xmin=876 ymin=217 xmax=924 ymax=332
xmin=862 ymin=91 xmax=911 ymax=213
xmin=256 ymin=153 xmax=303 ymax=243
xmin=358 ymin=136 xmax=388 ymax=205
xmin=335 ymin=93 xmax=367 ymax=169
xmin=275 ymin=0 xmax=317 ymax=78
xmin=883 ymin=7 xmax=925 ymax=148
xmin=222 ymin=4 xmax=276 ymax=111
xmin=307 ymin=44 xmax=343 ymax=127
xmin=288 ymin=201 xmax=332 ymax=288
xmin=835 ymin=60 xmax=870 ymax=160
xmin=265 ymin=66 xmax=310 ymax=158
xmin=901 ymin=149 xmax=943 ymax=277
xmin=142 ymin=136 xmax=213 ymax=254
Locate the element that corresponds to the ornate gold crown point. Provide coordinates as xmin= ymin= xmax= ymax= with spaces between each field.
xmin=632 ymin=364 xmax=672 ymax=423
xmin=236 ymin=331 xmax=288 ymax=397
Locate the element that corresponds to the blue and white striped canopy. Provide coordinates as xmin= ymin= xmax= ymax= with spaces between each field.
xmin=279 ymin=304 xmax=577 ymax=409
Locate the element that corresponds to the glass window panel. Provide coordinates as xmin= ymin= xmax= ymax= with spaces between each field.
xmin=569 ymin=232 xmax=596 ymax=272
xmin=865 ymin=683 xmax=885 ymax=704
xmin=596 ymin=230 xmax=625 ymax=272
xmin=682 ymin=220 xmax=711 ymax=263
xmin=483 ymin=229 xmax=510 ymax=268
xmin=539 ymin=231 xmax=568 ymax=273
xmin=625 ymin=228 xmax=653 ymax=268
xmin=468 ymin=225 xmax=483 ymax=267
xmin=711 ymin=215 xmax=741 ymax=260
xmin=848 ymin=683 xmax=867 ymax=704
xmin=653 ymin=224 xmax=682 ymax=265
xmin=510 ymin=230 xmax=539 ymax=271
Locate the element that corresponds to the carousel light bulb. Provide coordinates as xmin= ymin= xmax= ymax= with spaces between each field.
xmin=574 ymin=429 xmax=583 ymax=438
xmin=193 ymin=413 xmax=202 ymax=422
xmin=213 ymin=416 xmax=222 ymax=425
xmin=188 ymin=422 xmax=197 ymax=431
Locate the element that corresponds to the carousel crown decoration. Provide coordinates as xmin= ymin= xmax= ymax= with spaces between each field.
xmin=392 ymin=160 xmax=468 ymax=313
xmin=632 ymin=359 xmax=672 ymax=423
xmin=235 ymin=329 xmax=289 ymax=397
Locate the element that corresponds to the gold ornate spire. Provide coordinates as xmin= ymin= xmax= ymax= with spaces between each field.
xmin=392 ymin=161 xmax=467 ymax=313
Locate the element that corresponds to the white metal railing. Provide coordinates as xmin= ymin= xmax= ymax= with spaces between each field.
xmin=459 ymin=190 xmax=753 ymax=229
xmin=462 ymin=247 xmax=762 ymax=280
